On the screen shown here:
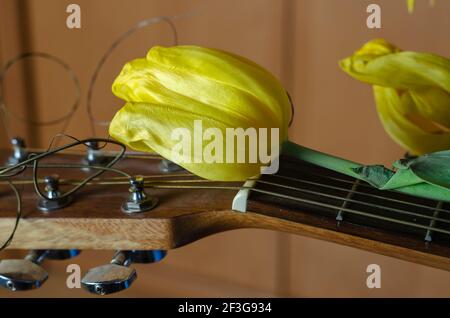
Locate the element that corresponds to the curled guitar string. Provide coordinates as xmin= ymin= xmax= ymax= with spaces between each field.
xmin=0 ymin=137 xmax=129 ymax=249
xmin=0 ymin=52 xmax=81 ymax=143
xmin=87 ymin=13 xmax=185 ymax=136
xmin=30 ymin=136 xmax=128 ymax=201
xmin=0 ymin=181 xmax=21 ymax=252
xmin=87 ymin=2 xmax=209 ymax=136
xmin=15 ymin=147 xmax=162 ymax=159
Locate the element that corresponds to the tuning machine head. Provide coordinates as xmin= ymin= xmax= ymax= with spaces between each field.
xmin=81 ymin=263 xmax=137 ymax=295
xmin=81 ymin=251 xmax=136 ymax=295
xmin=0 ymin=259 xmax=48 ymax=291
xmin=81 ymin=141 xmax=112 ymax=170
xmin=122 ymin=176 xmax=158 ymax=213
xmin=0 ymin=249 xmax=80 ymax=292
xmin=0 ymin=250 xmax=80 ymax=291
xmin=7 ymin=137 xmax=28 ymax=166
xmin=81 ymin=250 xmax=166 ymax=295
xmin=37 ymin=175 xmax=72 ymax=211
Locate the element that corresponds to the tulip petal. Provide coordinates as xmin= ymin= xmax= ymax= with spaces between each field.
xmin=340 ymin=39 xmax=450 ymax=155
xmin=109 ymin=46 xmax=291 ymax=181
xmin=407 ymin=0 xmax=415 ymax=13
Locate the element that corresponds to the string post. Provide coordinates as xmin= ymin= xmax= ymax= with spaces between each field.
xmin=7 ymin=137 xmax=28 ymax=165
xmin=121 ymin=175 xmax=158 ymax=213
xmin=37 ymin=174 xmax=72 ymax=211
xmin=81 ymin=140 xmax=112 ymax=169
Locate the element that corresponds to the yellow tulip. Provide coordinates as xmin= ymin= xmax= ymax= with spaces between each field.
xmin=109 ymin=46 xmax=291 ymax=181
xmin=407 ymin=0 xmax=436 ymax=13
xmin=408 ymin=0 xmax=415 ymax=12
xmin=340 ymin=39 xmax=450 ymax=155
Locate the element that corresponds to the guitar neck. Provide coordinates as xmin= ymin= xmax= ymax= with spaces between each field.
xmin=1 ymin=148 xmax=450 ymax=271
xmin=246 ymin=155 xmax=450 ymax=271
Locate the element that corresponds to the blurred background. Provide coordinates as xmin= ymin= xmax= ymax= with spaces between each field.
xmin=0 ymin=0 xmax=450 ymax=297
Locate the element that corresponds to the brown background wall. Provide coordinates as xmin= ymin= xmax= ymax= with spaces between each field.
xmin=0 ymin=0 xmax=450 ymax=297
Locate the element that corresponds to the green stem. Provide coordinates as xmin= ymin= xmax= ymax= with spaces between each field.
xmin=282 ymin=140 xmax=450 ymax=203
xmin=282 ymin=140 xmax=362 ymax=179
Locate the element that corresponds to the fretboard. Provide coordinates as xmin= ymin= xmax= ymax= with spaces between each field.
xmin=247 ymin=155 xmax=450 ymax=263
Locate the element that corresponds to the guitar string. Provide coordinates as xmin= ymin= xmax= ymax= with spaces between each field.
xmin=2 ymin=162 xmax=450 ymax=220
xmin=2 ymin=161 xmax=450 ymax=216
xmin=1 ymin=173 xmax=449 ymax=250
xmin=1 ymin=138 xmax=450 ymax=250
xmin=268 ymin=174 xmax=450 ymax=216
xmin=21 ymin=147 xmax=161 ymax=160
xmin=254 ymin=179 xmax=450 ymax=224
xmin=86 ymin=1 xmax=215 ymax=136
xmin=2 ymin=172 xmax=449 ymax=228
xmin=0 ymin=52 xmax=81 ymax=145
xmin=0 ymin=137 xmax=129 ymax=251
xmin=79 ymin=178 xmax=450 ymax=225
xmin=15 ymin=145 xmax=450 ymax=216
xmin=2 ymin=178 xmax=448 ymax=251
xmin=0 ymin=181 xmax=21 ymax=252
xmin=10 ymin=148 xmax=450 ymax=217
xmin=140 ymin=184 xmax=450 ymax=236
xmin=87 ymin=16 xmax=179 ymax=136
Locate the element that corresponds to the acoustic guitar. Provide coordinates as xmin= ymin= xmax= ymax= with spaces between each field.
xmin=0 ymin=138 xmax=449 ymax=294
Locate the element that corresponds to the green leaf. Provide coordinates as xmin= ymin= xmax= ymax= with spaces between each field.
xmin=406 ymin=151 xmax=450 ymax=189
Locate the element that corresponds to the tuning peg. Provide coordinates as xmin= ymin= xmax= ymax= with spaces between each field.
xmin=7 ymin=137 xmax=28 ymax=165
xmin=37 ymin=174 xmax=72 ymax=211
xmin=0 ymin=249 xmax=80 ymax=291
xmin=122 ymin=176 xmax=158 ymax=213
xmin=158 ymin=158 xmax=183 ymax=173
xmin=81 ymin=250 xmax=166 ymax=295
xmin=81 ymin=141 xmax=111 ymax=170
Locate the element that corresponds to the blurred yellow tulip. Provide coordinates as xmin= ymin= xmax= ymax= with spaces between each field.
xmin=109 ymin=46 xmax=291 ymax=181
xmin=340 ymin=39 xmax=450 ymax=155
xmin=407 ymin=0 xmax=436 ymax=13
xmin=408 ymin=0 xmax=415 ymax=12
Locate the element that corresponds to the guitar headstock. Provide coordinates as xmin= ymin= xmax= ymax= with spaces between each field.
xmin=0 ymin=139 xmax=247 ymax=251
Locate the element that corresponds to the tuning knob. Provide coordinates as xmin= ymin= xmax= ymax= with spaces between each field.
xmin=37 ymin=175 xmax=72 ymax=211
xmin=81 ymin=250 xmax=166 ymax=295
xmin=7 ymin=137 xmax=28 ymax=166
xmin=81 ymin=251 xmax=136 ymax=295
xmin=0 ymin=249 xmax=80 ymax=291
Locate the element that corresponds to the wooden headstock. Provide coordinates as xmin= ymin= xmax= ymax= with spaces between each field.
xmin=0 ymin=146 xmax=247 ymax=250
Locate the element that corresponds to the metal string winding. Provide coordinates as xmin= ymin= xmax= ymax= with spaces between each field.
xmin=0 ymin=137 xmax=127 ymax=251
xmin=0 ymin=52 xmax=81 ymax=140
